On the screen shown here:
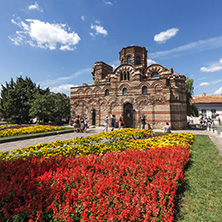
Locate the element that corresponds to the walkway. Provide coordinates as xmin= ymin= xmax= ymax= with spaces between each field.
xmin=0 ymin=127 xmax=221 ymax=155
xmin=164 ymin=128 xmax=222 ymax=155
xmin=0 ymin=127 xmax=104 ymax=153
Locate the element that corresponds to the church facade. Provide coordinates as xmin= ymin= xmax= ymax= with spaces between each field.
xmin=70 ymin=45 xmax=187 ymax=129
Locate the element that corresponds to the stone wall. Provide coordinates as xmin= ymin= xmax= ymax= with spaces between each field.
xmin=70 ymin=46 xmax=187 ymax=130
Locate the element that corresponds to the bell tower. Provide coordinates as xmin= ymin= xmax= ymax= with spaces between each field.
xmin=119 ymin=46 xmax=147 ymax=69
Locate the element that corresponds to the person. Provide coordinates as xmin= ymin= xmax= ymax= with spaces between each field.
xmin=80 ymin=117 xmax=85 ymax=132
xmin=84 ymin=116 xmax=88 ymax=133
xmin=218 ymin=116 xmax=221 ymax=126
xmin=73 ymin=115 xmax=80 ymax=132
xmin=103 ymin=115 xmax=108 ymax=132
xmin=203 ymin=116 xmax=208 ymax=127
xmin=141 ymin=115 xmax=146 ymax=129
xmin=119 ymin=115 xmax=124 ymax=129
xmin=199 ymin=117 xmax=204 ymax=128
xmin=163 ymin=122 xmax=171 ymax=133
xmin=147 ymin=123 xmax=151 ymax=130
xmin=110 ymin=114 xmax=115 ymax=131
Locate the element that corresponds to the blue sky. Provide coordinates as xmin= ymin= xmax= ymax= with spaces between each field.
xmin=0 ymin=0 xmax=222 ymax=96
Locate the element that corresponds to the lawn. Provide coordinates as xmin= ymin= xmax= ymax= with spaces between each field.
xmin=175 ymin=135 xmax=222 ymax=221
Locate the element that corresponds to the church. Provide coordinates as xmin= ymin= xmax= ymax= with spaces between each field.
xmin=70 ymin=45 xmax=187 ymax=129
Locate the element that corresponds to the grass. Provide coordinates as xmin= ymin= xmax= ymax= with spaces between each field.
xmin=175 ymin=135 xmax=222 ymax=221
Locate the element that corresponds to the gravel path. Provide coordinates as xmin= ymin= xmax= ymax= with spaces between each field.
xmin=0 ymin=127 xmax=221 ymax=155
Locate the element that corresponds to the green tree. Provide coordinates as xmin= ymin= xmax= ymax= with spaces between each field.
xmin=0 ymin=79 xmax=17 ymax=120
xmin=186 ymin=78 xmax=199 ymax=116
xmin=29 ymin=93 xmax=52 ymax=123
xmin=50 ymin=93 xmax=70 ymax=123
xmin=0 ymin=76 xmax=49 ymax=123
xmin=29 ymin=92 xmax=70 ymax=124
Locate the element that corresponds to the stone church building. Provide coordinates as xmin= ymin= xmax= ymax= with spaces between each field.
xmin=70 ymin=45 xmax=187 ymax=129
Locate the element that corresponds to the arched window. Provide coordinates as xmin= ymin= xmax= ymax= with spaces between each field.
xmin=124 ymin=72 xmax=127 ymax=80
xmin=120 ymin=73 xmax=123 ymax=81
xmin=142 ymin=86 xmax=147 ymax=94
xmin=127 ymin=72 xmax=129 ymax=80
xmin=127 ymin=55 xmax=131 ymax=65
xmin=136 ymin=56 xmax=141 ymax=65
xmin=105 ymin=89 xmax=109 ymax=96
xmin=120 ymin=71 xmax=130 ymax=81
xmin=122 ymin=88 xmax=127 ymax=95
xmin=151 ymin=72 xmax=159 ymax=79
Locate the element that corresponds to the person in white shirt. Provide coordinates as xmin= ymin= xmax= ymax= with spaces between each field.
xmin=163 ymin=122 xmax=171 ymax=133
xmin=103 ymin=115 xmax=108 ymax=132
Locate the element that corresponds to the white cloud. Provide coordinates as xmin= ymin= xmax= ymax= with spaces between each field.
xmin=51 ymin=84 xmax=78 ymax=95
xmin=154 ymin=28 xmax=179 ymax=44
xmin=28 ymin=2 xmax=43 ymax=12
xmin=81 ymin=16 xmax=85 ymax=21
xmin=212 ymin=79 xmax=222 ymax=84
xmin=109 ymin=60 xmax=119 ymax=70
xmin=9 ymin=17 xmax=81 ymax=51
xmin=150 ymin=36 xmax=222 ymax=59
xmin=104 ymin=0 xmax=113 ymax=5
xmin=39 ymin=67 xmax=91 ymax=87
xmin=200 ymin=58 xmax=222 ymax=72
xmin=200 ymin=66 xmax=222 ymax=72
xmin=199 ymin=82 xmax=210 ymax=86
xmin=147 ymin=59 xmax=156 ymax=66
xmin=60 ymin=45 xmax=76 ymax=51
xmin=90 ymin=23 xmax=108 ymax=37
xmin=214 ymin=87 xmax=222 ymax=95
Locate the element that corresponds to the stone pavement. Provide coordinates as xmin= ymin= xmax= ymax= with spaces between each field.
xmin=159 ymin=129 xmax=222 ymax=155
xmin=0 ymin=127 xmax=104 ymax=153
xmin=0 ymin=127 xmax=221 ymax=155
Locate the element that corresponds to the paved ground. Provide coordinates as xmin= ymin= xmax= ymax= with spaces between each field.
xmin=0 ymin=127 xmax=104 ymax=152
xmin=170 ymin=129 xmax=222 ymax=155
xmin=0 ymin=127 xmax=221 ymax=155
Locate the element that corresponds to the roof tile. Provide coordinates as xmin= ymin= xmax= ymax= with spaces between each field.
xmin=192 ymin=95 xmax=222 ymax=104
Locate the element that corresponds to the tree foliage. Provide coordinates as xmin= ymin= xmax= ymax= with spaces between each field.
xmin=29 ymin=92 xmax=70 ymax=124
xmin=0 ymin=76 xmax=70 ymax=124
xmin=185 ymin=78 xmax=199 ymax=116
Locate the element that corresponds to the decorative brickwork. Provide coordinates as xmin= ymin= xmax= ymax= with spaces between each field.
xmin=70 ymin=46 xmax=187 ymax=129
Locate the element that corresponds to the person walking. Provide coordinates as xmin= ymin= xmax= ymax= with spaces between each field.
xmin=84 ymin=116 xmax=88 ymax=133
xmin=80 ymin=117 xmax=85 ymax=132
xmin=141 ymin=115 xmax=146 ymax=129
xmin=73 ymin=115 xmax=80 ymax=133
xmin=218 ymin=116 xmax=221 ymax=126
xmin=111 ymin=114 xmax=115 ymax=131
xmin=119 ymin=115 xmax=124 ymax=129
xmin=103 ymin=115 xmax=109 ymax=132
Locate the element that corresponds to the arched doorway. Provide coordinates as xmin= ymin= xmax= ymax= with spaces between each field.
xmin=92 ymin=109 xmax=96 ymax=125
xmin=123 ymin=103 xmax=133 ymax=128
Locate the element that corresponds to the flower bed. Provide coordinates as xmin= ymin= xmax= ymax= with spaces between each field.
xmin=0 ymin=129 xmax=195 ymax=221
xmin=0 ymin=147 xmax=190 ymax=222
xmin=0 ymin=124 xmax=19 ymax=131
xmin=0 ymin=129 xmax=194 ymax=161
xmin=0 ymin=125 xmax=64 ymax=138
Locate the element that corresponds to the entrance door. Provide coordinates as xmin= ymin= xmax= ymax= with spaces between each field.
xmin=123 ymin=103 xmax=133 ymax=128
xmin=92 ymin=109 xmax=96 ymax=125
